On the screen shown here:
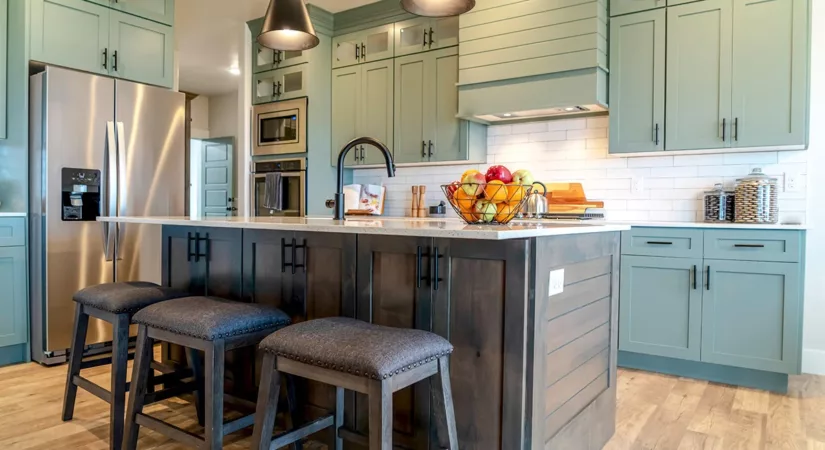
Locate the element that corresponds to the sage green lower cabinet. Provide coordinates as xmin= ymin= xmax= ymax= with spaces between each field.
xmin=619 ymin=256 xmax=702 ymax=361
xmin=665 ymin=0 xmax=733 ymax=151
xmin=609 ymin=0 xmax=666 ymax=16
xmin=108 ymin=0 xmax=174 ymax=25
xmin=730 ymin=0 xmax=809 ymax=148
xmin=608 ymin=9 xmax=666 ymax=154
xmin=30 ymin=0 xmax=111 ymax=76
xmin=701 ymin=260 xmax=801 ymax=374
xmin=0 ymin=246 xmax=27 ymax=348
xmin=0 ymin=0 xmax=7 ymax=140
xmin=108 ymin=10 xmax=174 ymax=88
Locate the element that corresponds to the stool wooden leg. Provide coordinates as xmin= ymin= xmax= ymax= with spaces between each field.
xmin=284 ymin=374 xmax=304 ymax=450
xmin=109 ymin=314 xmax=130 ymax=450
xmin=334 ymin=386 xmax=345 ymax=450
xmin=368 ymin=379 xmax=393 ymax=450
xmin=432 ymin=356 xmax=459 ymax=449
xmin=62 ymin=304 xmax=89 ymax=421
xmin=204 ymin=339 xmax=225 ymax=450
xmin=123 ymin=325 xmax=153 ymax=450
xmin=185 ymin=348 xmax=205 ymax=426
xmin=252 ymin=353 xmax=280 ymax=450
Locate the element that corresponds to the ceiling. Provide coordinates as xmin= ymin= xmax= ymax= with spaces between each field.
xmin=176 ymin=0 xmax=381 ymax=96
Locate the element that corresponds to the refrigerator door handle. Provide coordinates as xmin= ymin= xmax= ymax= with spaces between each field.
xmin=115 ymin=121 xmax=127 ymax=260
xmin=103 ymin=121 xmax=118 ymax=261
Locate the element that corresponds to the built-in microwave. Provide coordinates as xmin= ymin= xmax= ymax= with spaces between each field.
xmin=252 ymin=97 xmax=307 ymax=156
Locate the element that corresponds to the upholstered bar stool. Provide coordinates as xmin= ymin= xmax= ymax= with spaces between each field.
xmin=123 ymin=296 xmax=293 ymax=450
xmin=63 ymin=281 xmax=190 ymax=450
xmin=252 ymin=317 xmax=459 ymax=450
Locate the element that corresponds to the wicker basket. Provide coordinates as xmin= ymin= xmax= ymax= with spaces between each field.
xmin=734 ymin=168 xmax=778 ymax=224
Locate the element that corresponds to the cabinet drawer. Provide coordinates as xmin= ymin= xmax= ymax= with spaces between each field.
xmin=703 ymin=230 xmax=802 ymax=263
xmin=621 ymin=228 xmax=703 ymax=258
xmin=0 ymin=218 xmax=25 ymax=247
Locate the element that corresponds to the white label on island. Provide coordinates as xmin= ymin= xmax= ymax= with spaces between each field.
xmin=549 ymin=269 xmax=565 ymax=297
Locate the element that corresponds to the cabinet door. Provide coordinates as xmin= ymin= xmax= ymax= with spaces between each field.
xmin=702 ymin=260 xmax=801 ymax=374
xmin=331 ymin=66 xmax=361 ymax=167
xmin=395 ymin=17 xmax=430 ymax=56
xmin=394 ymin=53 xmax=428 ymax=163
xmin=30 ymin=0 xmax=110 ymax=76
xmin=666 ymin=0 xmax=733 ymax=151
xmin=360 ymin=60 xmax=394 ymax=165
xmin=276 ymin=50 xmax=310 ymax=69
xmin=242 ymin=230 xmax=295 ymax=315
xmin=252 ymin=70 xmax=276 ymax=104
xmin=161 ymin=226 xmax=199 ymax=294
xmin=730 ymin=0 xmax=808 ymax=147
xmin=274 ymin=64 xmax=308 ymax=101
xmin=0 ymin=0 xmax=7 ymax=140
xmin=0 ymin=247 xmax=27 ymax=348
xmin=431 ymin=16 xmax=459 ymax=50
xmin=109 ymin=11 xmax=174 ymax=88
xmin=193 ymin=227 xmax=243 ymax=300
xmin=609 ymin=9 xmax=666 ymax=154
xmin=109 ymin=0 xmax=174 ymax=25
xmin=610 ymin=0 xmax=666 ymax=16
xmin=429 ymin=48 xmax=464 ymax=162
xmin=619 ymin=256 xmax=702 ymax=361
xmin=432 ymin=238 xmax=530 ymax=450
xmin=355 ymin=235 xmax=434 ymax=450
xmin=332 ymin=31 xmax=362 ymax=69
xmin=253 ymin=44 xmax=276 ymax=73
xmin=362 ymin=24 xmax=395 ymax=63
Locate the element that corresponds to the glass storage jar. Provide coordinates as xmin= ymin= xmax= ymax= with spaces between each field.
xmin=734 ymin=168 xmax=779 ymax=224
xmin=703 ymin=183 xmax=735 ymax=222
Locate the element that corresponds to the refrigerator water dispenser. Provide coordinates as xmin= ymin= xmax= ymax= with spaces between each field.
xmin=61 ymin=168 xmax=101 ymax=221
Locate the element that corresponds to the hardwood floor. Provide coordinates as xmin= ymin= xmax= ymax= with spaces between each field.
xmin=0 ymin=355 xmax=823 ymax=449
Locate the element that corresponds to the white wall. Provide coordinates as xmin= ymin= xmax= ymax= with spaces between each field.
xmin=209 ymin=91 xmax=239 ymax=139
xmin=353 ymin=118 xmax=807 ymax=222
xmin=191 ymin=95 xmax=210 ymax=139
xmin=802 ymin=0 xmax=825 ymax=375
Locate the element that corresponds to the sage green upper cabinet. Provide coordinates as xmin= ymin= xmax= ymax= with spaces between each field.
xmin=108 ymin=10 xmax=174 ymax=88
xmin=610 ymin=0 xmax=666 ymax=16
xmin=668 ymin=0 xmax=701 ymax=5
xmin=360 ymin=60 xmax=394 ymax=165
xmin=609 ymin=9 xmax=665 ymax=154
xmin=665 ymin=0 xmax=733 ymax=151
xmin=0 ymin=0 xmax=7 ymax=140
xmin=730 ymin=0 xmax=809 ymax=148
xmin=395 ymin=16 xmax=459 ymax=57
xmin=701 ymin=260 xmax=801 ymax=374
xmin=109 ymin=0 xmax=174 ymax=25
xmin=430 ymin=49 xmax=463 ymax=162
xmin=331 ymin=66 xmax=361 ymax=167
xmin=252 ymin=65 xmax=308 ymax=104
xmin=332 ymin=24 xmax=394 ymax=69
xmin=254 ymin=47 xmax=310 ymax=73
xmin=30 ymin=0 xmax=111 ymax=76
xmin=394 ymin=53 xmax=428 ymax=164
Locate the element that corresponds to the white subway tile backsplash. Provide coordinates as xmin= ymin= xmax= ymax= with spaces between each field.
xmin=354 ymin=120 xmax=808 ymax=223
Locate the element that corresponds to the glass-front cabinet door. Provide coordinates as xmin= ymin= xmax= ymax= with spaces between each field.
xmin=395 ymin=17 xmax=429 ymax=56
xmin=431 ymin=16 xmax=459 ymax=50
xmin=362 ymin=24 xmax=395 ymax=63
xmin=332 ymin=32 xmax=362 ymax=69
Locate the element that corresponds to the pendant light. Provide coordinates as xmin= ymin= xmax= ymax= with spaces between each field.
xmin=401 ymin=0 xmax=476 ymax=17
xmin=257 ymin=0 xmax=320 ymax=51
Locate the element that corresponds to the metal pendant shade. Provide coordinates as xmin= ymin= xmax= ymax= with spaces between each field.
xmin=257 ymin=0 xmax=320 ymax=51
xmin=401 ymin=0 xmax=475 ymax=17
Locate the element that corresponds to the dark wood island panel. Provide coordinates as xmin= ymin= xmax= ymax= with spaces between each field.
xmin=159 ymin=225 xmax=620 ymax=450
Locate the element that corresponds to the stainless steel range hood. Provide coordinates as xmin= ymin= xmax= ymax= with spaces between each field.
xmin=456 ymin=0 xmax=608 ymax=124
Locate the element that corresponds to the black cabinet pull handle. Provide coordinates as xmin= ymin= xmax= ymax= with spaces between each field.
xmin=112 ymin=50 xmax=118 ymax=72
xmin=102 ymin=48 xmax=108 ymax=70
xmin=423 ymin=30 xmax=428 ymax=47
xmin=187 ymin=232 xmax=195 ymax=262
xmin=361 ymin=43 xmax=366 ymax=59
xmin=197 ymin=233 xmax=209 ymax=263
xmin=276 ymin=50 xmax=283 ymax=64
xmin=706 ymin=266 xmax=711 ymax=291
xmin=722 ymin=118 xmax=726 ymax=142
xmin=692 ymin=265 xmax=697 ymax=290
xmin=416 ymin=246 xmax=423 ymax=288
xmin=646 ymin=241 xmax=673 ymax=245
xmin=734 ymin=243 xmax=765 ymax=248
xmin=654 ymin=123 xmax=660 ymax=146
xmin=281 ymin=237 xmax=289 ymax=273
xmin=428 ymin=27 xmax=434 ymax=47
xmin=422 ymin=141 xmax=427 ymax=158
xmin=433 ymin=247 xmax=444 ymax=291
xmin=355 ymin=43 xmax=360 ymax=61
xmin=428 ymin=140 xmax=434 ymax=158
xmin=291 ymin=238 xmax=306 ymax=274
xmin=734 ymin=117 xmax=739 ymax=142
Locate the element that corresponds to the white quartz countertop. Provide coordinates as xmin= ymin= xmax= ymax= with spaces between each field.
xmin=0 ymin=212 xmax=26 ymax=217
xmin=97 ymin=216 xmax=630 ymax=240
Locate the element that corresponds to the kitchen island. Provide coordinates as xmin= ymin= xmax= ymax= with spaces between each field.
xmin=99 ymin=216 xmax=628 ymax=449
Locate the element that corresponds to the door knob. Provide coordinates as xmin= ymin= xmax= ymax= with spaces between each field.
xmin=226 ymin=207 xmax=238 ymax=212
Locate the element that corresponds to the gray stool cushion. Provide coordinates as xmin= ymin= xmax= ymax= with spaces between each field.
xmin=133 ymin=296 xmax=291 ymax=340
xmin=73 ymin=282 xmax=188 ymax=314
xmin=259 ymin=317 xmax=454 ymax=380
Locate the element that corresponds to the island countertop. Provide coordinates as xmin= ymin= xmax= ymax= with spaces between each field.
xmin=97 ymin=215 xmax=630 ymax=240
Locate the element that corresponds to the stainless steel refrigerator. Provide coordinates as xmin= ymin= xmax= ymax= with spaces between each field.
xmin=29 ymin=66 xmax=185 ymax=365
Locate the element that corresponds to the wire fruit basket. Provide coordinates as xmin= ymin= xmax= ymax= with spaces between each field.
xmin=441 ymin=183 xmax=534 ymax=225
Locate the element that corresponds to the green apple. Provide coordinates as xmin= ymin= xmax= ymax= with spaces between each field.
xmin=461 ymin=171 xmax=486 ymax=196
xmin=512 ymin=169 xmax=535 ymax=186
xmin=473 ymin=200 xmax=497 ymax=223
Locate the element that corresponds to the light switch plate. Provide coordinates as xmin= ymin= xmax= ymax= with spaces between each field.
xmin=549 ymin=269 xmax=565 ymax=297
xmin=785 ymin=173 xmax=800 ymax=192
xmin=631 ymin=177 xmax=644 ymax=194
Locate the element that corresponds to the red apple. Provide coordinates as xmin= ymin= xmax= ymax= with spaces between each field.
xmin=446 ymin=181 xmax=461 ymax=197
xmin=485 ymin=165 xmax=513 ymax=184
xmin=461 ymin=171 xmax=486 ymax=196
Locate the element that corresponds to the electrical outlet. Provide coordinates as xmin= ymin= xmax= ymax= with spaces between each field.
xmin=549 ymin=269 xmax=565 ymax=297
xmin=785 ymin=173 xmax=800 ymax=192
xmin=631 ymin=177 xmax=644 ymax=194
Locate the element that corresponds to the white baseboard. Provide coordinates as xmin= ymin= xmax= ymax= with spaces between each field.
xmin=802 ymin=349 xmax=825 ymax=375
